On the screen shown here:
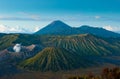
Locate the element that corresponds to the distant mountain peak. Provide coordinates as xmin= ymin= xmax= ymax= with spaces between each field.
xmin=35 ymin=20 xmax=72 ymax=35
xmin=35 ymin=20 xmax=120 ymax=37
xmin=52 ymin=20 xmax=64 ymax=24
xmin=49 ymin=20 xmax=70 ymax=27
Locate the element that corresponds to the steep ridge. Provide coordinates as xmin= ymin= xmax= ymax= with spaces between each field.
xmin=41 ymin=34 xmax=120 ymax=56
xmin=0 ymin=33 xmax=120 ymax=72
xmin=0 ymin=34 xmax=120 ymax=56
xmin=19 ymin=47 xmax=93 ymax=71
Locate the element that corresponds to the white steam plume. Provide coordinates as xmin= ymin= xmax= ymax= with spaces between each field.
xmin=13 ymin=44 xmax=21 ymax=52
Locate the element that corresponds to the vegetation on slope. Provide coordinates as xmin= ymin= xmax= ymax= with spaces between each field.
xmin=0 ymin=34 xmax=19 ymax=50
xmin=41 ymin=34 xmax=120 ymax=56
xmin=0 ymin=33 xmax=120 ymax=56
xmin=1 ymin=33 xmax=120 ymax=72
xmin=13 ymin=34 xmax=42 ymax=46
xmin=19 ymin=47 xmax=93 ymax=71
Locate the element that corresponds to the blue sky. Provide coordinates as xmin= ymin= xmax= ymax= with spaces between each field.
xmin=0 ymin=0 xmax=120 ymax=33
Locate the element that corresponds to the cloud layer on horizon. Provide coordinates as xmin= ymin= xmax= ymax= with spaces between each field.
xmin=0 ymin=24 xmax=120 ymax=34
xmin=0 ymin=24 xmax=33 ymax=33
xmin=103 ymin=25 xmax=120 ymax=33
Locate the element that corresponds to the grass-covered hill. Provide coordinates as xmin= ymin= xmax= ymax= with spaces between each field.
xmin=41 ymin=34 xmax=120 ymax=56
xmin=0 ymin=33 xmax=120 ymax=72
xmin=0 ymin=33 xmax=120 ymax=57
xmin=19 ymin=47 xmax=94 ymax=71
xmin=0 ymin=34 xmax=43 ymax=51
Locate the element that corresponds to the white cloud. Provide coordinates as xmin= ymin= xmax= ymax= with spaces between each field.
xmin=104 ymin=25 xmax=113 ymax=31
xmin=34 ymin=26 xmax=40 ymax=32
xmin=95 ymin=16 xmax=101 ymax=19
xmin=0 ymin=24 xmax=31 ymax=33
xmin=18 ymin=12 xmax=41 ymax=21
xmin=103 ymin=25 xmax=120 ymax=33
xmin=0 ymin=24 xmax=8 ymax=32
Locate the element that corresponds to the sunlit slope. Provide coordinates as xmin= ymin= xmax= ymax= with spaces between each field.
xmin=0 ymin=34 xmax=120 ymax=56
xmin=41 ymin=34 xmax=120 ymax=56
xmin=0 ymin=34 xmax=19 ymax=50
xmin=0 ymin=34 xmax=42 ymax=50
xmin=19 ymin=47 xmax=92 ymax=71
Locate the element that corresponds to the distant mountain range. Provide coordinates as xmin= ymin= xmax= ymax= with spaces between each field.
xmin=0 ymin=33 xmax=120 ymax=72
xmin=35 ymin=20 xmax=120 ymax=38
xmin=19 ymin=34 xmax=120 ymax=71
xmin=0 ymin=20 xmax=120 ymax=74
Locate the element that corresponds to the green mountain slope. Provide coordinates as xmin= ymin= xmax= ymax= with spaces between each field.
xmin=19 ymin=47 xmax=93 ymax=71
xmin=0 ymin=34 xmax=43 ymax=61
xmin=0 ymin=34 xmax=120 ymax=56
xmin=0 ymin=33 xmax=120 ymax=72
xmin=0 ymin=34 xmax=43 ymax=51
xmin=0 ymin=34 xmax=19 ymax=50
xmin=18 ymin=33 xmax=120 ymax=72
xmin=41 ymin=34 xmax=120 ymax=56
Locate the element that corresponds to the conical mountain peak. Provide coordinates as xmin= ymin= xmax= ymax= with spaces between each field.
xmin=51 ymin=20 xmax=65 ymax=24
xmin=35 ymin=20 xmax=72 ymax=35
xmin=19 ymin=47 xmax=82 ymax=71
xmin=49 ymin=20 xmax=71 ymax=28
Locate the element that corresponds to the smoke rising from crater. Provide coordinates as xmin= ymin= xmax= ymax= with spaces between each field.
xmin=13 ymin=44 xmax=21 ymax=52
